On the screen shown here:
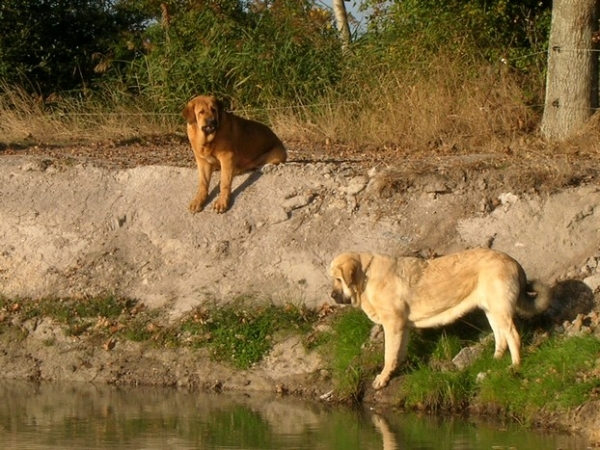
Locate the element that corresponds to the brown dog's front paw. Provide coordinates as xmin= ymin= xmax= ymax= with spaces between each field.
xmin=188 ymin=198 xmax=205 ymax=214
xmin=213 ymin=197 xmax=230 ymax=213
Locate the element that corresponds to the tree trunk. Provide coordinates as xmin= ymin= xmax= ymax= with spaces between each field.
xmin=540 ymin=0 xmax=599 ymax=141
xmin=332 ymin=0 xmax=351 ymax=52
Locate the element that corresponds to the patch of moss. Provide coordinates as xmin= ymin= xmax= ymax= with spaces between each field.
xmin=180 ymin=299 xmax=318 ymax=369
xmin=0 ymin=295 xmax=319 ymax=370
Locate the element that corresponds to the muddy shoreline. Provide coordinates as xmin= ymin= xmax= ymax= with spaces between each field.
xmin=2 ymin=306 xmax=600 ymax=444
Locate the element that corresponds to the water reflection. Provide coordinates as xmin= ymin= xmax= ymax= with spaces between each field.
xmin=0 ymin=381 xmax=588 ymax=450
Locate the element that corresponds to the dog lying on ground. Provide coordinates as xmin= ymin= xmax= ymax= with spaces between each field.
xmin=329 ymin=248 xmax=551 ymax=389
xmin=182 ymin=95 xmax=287 ymax=213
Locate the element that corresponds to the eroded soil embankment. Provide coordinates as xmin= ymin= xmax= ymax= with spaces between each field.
xmin=1 ymin=155 xmax=599 ymax=311
xmin=1 ymin=154 xmax=600 ymax=442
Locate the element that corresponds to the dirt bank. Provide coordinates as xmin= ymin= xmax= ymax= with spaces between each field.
xmin=1 ymin=143 xmax=599 ymax=441
xmin=2 ymin=150 xmax=599 ymax=310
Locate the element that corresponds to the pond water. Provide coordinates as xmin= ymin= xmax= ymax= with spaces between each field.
xmin=0 ymin=381 xmax=588 ymax=450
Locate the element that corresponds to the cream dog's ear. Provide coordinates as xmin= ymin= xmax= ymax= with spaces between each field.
xmin=182 ymin=100 xmax=196 ymax=124
xmin=340 ymin=257 xmax=361 ymax=291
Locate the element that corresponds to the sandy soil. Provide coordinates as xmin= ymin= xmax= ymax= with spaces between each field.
xmin=1 ymin=140 xmax=599 ymax=441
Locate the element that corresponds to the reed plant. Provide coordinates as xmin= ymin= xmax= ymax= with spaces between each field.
xmin=0 ymin=4 xmax=550 ymax=155
xmin=0 ymin=54 xmax=545 ymax=155
xmin=0 ymin=82 xmax=178 ymax=144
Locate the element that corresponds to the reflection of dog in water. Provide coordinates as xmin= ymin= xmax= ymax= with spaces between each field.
xmin=372 ymin=414 xmax=398 ymax=450
xmin=330 ymin=248 xmax=552 ymax=389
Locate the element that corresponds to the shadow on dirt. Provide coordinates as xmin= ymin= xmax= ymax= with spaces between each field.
xmin=547 ymin=279 xmax=596 ymax=323
xmin=204 ymin=170 xmax=264 ymax=210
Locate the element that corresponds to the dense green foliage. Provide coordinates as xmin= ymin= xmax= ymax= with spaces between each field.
xmin=0 ymin=0 xmax=550 ymax=112
xmin=362 ymin=0 xmax=550 ymax=62
xmin=0 ymin=0 xmax=149 ymax=94
xmin=133 ymin=0 xmax=342 ymax=109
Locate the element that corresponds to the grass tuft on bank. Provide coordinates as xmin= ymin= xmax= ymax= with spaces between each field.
xmin=179 ymin=298 xmax=318 ymax=369
xmin=320 ymin=308 xmax=377 ymax=400
xmin=404 ymin=333 xmax=600 ymax=425
xmin=325 ymin=309 xmax=600 ymax=421
xmin=0 ymin=295 xmax=319 ymax=370
xmin=472 ymin=335 xmax=600 ymax=420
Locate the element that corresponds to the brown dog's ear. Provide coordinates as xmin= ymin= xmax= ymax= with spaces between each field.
xmin=182 ymin=101 xmax=196 ymax=124
xmin=216 ymin=98 xmax=224 ymax=120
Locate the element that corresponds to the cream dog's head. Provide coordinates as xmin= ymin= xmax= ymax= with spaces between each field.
xmin=329 ymin=253 xmax=366 ymax=307
xmin=182 ymin=95 xmax=223 ymax=143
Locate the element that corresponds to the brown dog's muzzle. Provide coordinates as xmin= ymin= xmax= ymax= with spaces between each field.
xmin=331 ymin=289 xmax=350 ymax=304
xmin=201 ymin=118 xmax=218 ymax=136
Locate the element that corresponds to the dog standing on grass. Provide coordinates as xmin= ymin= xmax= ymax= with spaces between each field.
xmin=182 ymin=95 xmax=287 ymax=213
xmin=329 ymin=248 xmax=552 ymax=389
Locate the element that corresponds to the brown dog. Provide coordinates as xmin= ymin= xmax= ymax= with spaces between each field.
xmin=182 ymin=95 xmax=287 ymax=213
xmin=329 ymin=248 xmax=551 ymax=389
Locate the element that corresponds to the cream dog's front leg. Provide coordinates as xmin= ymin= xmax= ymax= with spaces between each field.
xmin=373 ymin=324 xmax=410 ymax=389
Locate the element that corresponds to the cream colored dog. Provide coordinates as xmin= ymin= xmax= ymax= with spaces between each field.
xmin=329 ymin=248 xmax=551 ymax=389
xmin=182 ymin=95 xmax=287 ymax=213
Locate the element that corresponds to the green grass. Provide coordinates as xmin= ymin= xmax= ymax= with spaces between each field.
xmin=181 ymin=305 xmax=277 ymax=369
xmin=122 ymin=315 xmax=157 ymax=342
xmin=317 ymin=308 xmax=379 ymax=400
xmin=399 ymin=366 xmax=474 ymax=412
xmin=473 ymin=335 xmax=600 ymax=420
xmin=314 ymin=310 xmax=491 ymax=402
xmin=181 ymin=299 xmax=317 ymax=370
xmin=396 ymin=331 xmax=478 ymax=411
xmin=316 ymin=308 xmax=600 ymax=420
xmin=396 ymin=331 xmax=599 ymax=422
xmin=180 ymin=300 xmax=317 ymax=369
xmin=0 ymin=295 xmax=127 ymax=323
xmin=0 ymin=295 xmax=319 ymax=370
